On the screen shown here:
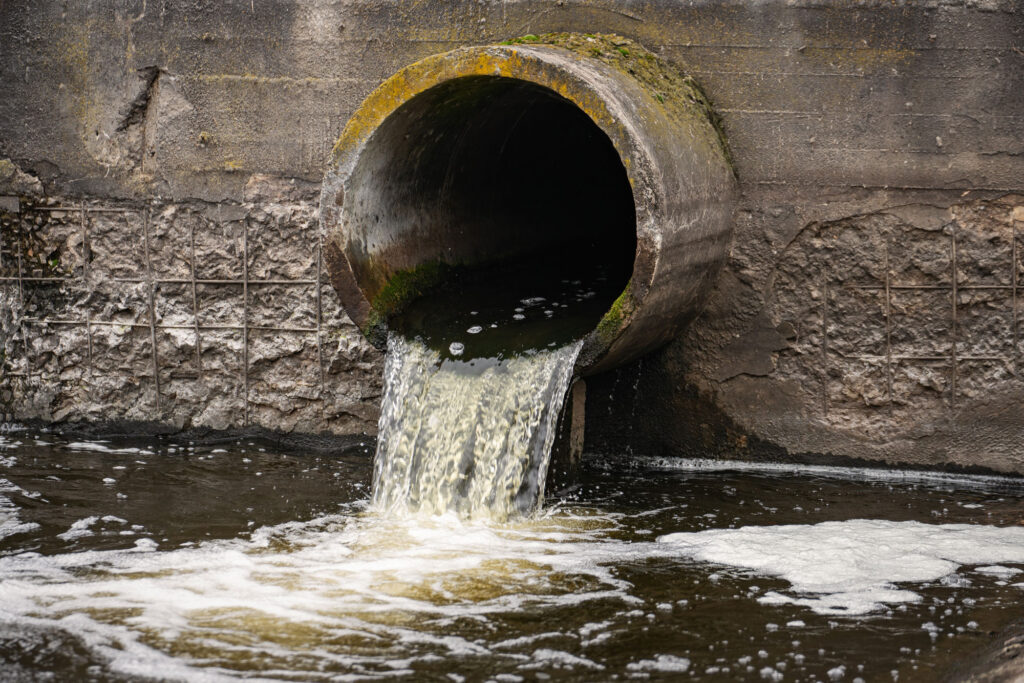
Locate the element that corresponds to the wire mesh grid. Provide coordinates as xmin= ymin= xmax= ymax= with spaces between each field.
xmin=820 ymin=210 xmax=1022 ymax=416
xmin=0 ymin=203 xmax=354 ymax=427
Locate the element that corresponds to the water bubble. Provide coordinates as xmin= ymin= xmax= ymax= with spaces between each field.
xmin=512 ymin=314 xmax=525 ymax=321
xmin=827 ymin=665 xmax=846 ymax=681
xmin=449 ymin=342 xmax=465 ymax=356
xmin=466 ymin=326 xmax=483 ymax=334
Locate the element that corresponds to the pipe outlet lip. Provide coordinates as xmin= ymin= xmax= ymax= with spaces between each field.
xmin=320 ymin=34 xmax=736 ymax=375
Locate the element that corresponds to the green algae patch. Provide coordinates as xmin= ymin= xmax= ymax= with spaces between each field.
xmin=595 ymin=284 xmax=636 ymax=345
xmin=368 ymin=261 xmax=455 ymax=322
xmin=500 ymin=34 xmax=540 ymax=45
xmin=363 ymin=262 xmax=456 ymax=345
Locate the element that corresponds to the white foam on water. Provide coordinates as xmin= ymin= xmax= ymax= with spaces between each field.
xmin=827 ymin=664 xmax=847 ymax=681
xmin=65 ymin=441 xmax=155 ymax=456
xmin=633 ymin=456 xmax=1024 ymax=490
xmin=56 ymin=515 xmax=101 ymax=540
xmin=0 ymin=435 xmax=22 ymax=470
xmin=527 ymin=648 xmax=604 ymax=670
xmin=56 ymin=515 xmax=129 ymax=541
xmin=0 ymin=478 xmax=41 ymax=541
xmin=659 ymin=519 xmax=1024 ymax=614
xmin=0 ymin=515 xmax=39 ymax=541
xmin=626 ymin=654 xmax=691 ymax=672
xmin=0 ymin=507 xmax=666 ymax=680
xmin=3 ymin=499 xmax=1024 ymax=677
xmin=974 ymin=565 xmax=1022 ymax=577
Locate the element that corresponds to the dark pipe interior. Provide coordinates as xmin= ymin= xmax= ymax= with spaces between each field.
xmin=347 ymin=76 xmax=637 ymax=358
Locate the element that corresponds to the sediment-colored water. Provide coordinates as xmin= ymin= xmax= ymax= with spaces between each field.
xmin=2 ymin=430 xmax=1024 ymax=681
xmin=373 ymin=334 xmax=581 ymax=520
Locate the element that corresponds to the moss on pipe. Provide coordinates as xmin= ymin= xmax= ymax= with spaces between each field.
xmin=367 ymin=260 xmax=452 ymax=318
xmin=595 ymin=283 xmax=636 ymax=345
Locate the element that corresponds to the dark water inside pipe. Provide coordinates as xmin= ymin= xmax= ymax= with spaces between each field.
xmin=3 ymin=429 xmax=1024 ymax=681
xmin=388 ymin=251 xmax=629 ymax=363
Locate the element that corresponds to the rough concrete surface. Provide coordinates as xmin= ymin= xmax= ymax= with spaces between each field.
xmin=1 ymin=0 xmax=1023 ymax=470
xmin=588 ymin=190 xmax=1024 ymax=474
xmin=946 ymin=620 xmax=1024 ymax=683
xmin=0 ymin=177 xmax=382 ymax=435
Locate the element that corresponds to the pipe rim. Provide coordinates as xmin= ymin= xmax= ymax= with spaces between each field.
xmin=320 ymin=37 xmax=732 ymax=374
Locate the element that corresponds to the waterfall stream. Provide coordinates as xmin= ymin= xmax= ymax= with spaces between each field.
xmin=372 ymin=334 xmax=582 ymax=520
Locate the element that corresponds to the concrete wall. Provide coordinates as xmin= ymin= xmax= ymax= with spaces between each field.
xmin=1 ymin=1 xmax=1023 ymax=471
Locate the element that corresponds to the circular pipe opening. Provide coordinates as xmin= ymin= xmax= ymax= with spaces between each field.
xmin=345 ymin=76 xmax=637 ymax=358
xmin=322 ymin=36 xmax=736 ymax=374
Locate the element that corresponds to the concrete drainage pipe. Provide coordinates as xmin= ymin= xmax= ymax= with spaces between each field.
xmin=320 ymin=33 xmax=736 ymax=375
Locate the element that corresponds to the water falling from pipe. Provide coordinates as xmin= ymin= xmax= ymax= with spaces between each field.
xmin=373 ymin=335 xmax=581 ymax=520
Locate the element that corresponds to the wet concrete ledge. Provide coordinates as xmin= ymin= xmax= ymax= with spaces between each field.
xmin=946 ymin=620 xmax=1024 ymax=683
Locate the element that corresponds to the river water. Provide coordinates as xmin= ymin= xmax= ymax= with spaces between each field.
xmin=2 ymin=429 xmax=1024 ymax=681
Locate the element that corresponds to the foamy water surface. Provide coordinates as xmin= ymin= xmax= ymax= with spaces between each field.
xmin=2 ymin=432 xmax=1024 ymax=681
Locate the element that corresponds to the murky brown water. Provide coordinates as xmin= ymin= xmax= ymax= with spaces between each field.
xmin=2 ymin=428 xmax=1024 ymax=681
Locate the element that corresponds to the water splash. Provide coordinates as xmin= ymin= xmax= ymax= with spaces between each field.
xmin=373 ymin=334 xmax=582 ymax=520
